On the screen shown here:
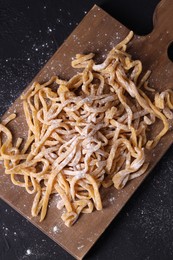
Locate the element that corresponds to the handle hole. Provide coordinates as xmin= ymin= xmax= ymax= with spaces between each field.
xmin=101 ymin=0 xmax=160 ymax=36
xmin=168 ymin=42 xmax=173 ymax=62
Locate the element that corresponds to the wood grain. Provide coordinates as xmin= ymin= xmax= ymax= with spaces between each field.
xmin=1 ymin=1 xmax=173 ymax=259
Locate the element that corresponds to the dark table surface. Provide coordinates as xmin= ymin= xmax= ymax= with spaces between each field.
xmin=1 ymin=0 xmax=173 ymax=259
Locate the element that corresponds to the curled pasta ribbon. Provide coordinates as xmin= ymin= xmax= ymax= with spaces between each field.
xmin=155 ymin=89 xmax=173 ymax=119
xmin=0 ymin=31 xmax=172 ymax=227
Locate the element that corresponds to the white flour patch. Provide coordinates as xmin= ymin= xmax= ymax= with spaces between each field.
xmin=26 ymin=249 xmax=31 ymax=255
xmin=77 ymin=245 xmax=84 ymax=250
xmin=53 ymin=225 xmax=61 ymax=233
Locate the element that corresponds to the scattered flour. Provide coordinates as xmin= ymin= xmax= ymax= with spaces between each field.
xmin=109 ymin=197 xmax=115 ymax=203
xmin=77 ymin=245 xmax=84 ymax=250
xmin=53 ymin=225 xmax=61 ymax=234
xmin=26 ymin=249 xmax=31 ymax=255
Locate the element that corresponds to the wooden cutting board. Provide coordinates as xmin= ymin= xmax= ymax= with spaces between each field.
xmin=1 ymin=1 xmax=173 ymax=259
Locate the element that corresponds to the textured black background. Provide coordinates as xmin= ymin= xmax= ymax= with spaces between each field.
xmin=1 ymin=0 xmax=173 ymax=259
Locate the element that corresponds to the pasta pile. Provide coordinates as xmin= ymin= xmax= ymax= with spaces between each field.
xmin=1 ymin=31 xmax=173 ymax=226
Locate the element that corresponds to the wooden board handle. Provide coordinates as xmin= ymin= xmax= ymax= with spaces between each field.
xmin=129 ymin=0 xmax=173 ymax=93
xmin=152 ymin=0 xmax=173 ymax=47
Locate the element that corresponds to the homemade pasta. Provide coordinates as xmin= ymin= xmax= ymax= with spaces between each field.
xmin=1 ymin=31 xmax=173 ymax=226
